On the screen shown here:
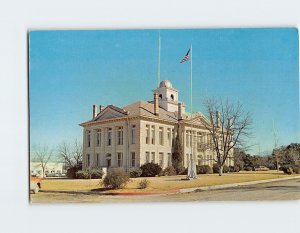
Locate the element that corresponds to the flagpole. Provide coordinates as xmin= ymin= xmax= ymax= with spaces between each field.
xmin=157 ymin=32 xmax=161 ymax=87
xmin=190 ymin=44 xmax=195 ymax=178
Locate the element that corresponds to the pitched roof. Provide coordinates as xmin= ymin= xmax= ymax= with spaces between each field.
xmin=123 ymin=101 xmax=180 ymax=123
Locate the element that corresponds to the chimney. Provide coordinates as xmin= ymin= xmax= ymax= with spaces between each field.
xmin=92 ymin=105 xmax=98 ymax=119
xmin=154 ymin=92 xmax=159 ymax=116
xmin=178 ymin=102 xmax=183 ymax=120
xmin=99 ymin=105 xmax=105 ymax=113
xmin=216 ymin=111 xmax=220 ymax=128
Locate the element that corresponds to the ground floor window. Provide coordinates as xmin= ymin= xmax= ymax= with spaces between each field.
xmin=117 ymin=152 xmax=123 ymax=167
xmin=86 ymin=154 xmax=90 ymax=167
xmin=145 ymin=152 xmax=150 ymax=163
xmin=168 ymin=153 xmax=172 ymax=166
xmin=131 ymin=152 xmax=136 ymax=167
xmin=151 ymin=152 xmax=155 ymax=163
xmin=159 ymin=153 xmax=164 ymax=167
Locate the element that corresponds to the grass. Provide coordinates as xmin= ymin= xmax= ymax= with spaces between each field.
xmin=40 ymin=171 xmax=300 ymax=193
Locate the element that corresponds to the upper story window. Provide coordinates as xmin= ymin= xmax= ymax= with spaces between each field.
xmin=107 ymin=128 xmax=112 ymax=146
xmin=159 ymin=127 xmax=164 ymax=146
xmin=96 ymin=129 xmax=101 ymax=147
xmin=131 ymin=125 xmax=136 ymax=144
xmin=159 ymin=94 xmax=162 ymax=99
xmin=145 ymin=125 xmax=150 ymax=144
xmin=86 ymin=130 xmax=91 ymax=147
xmin=170 ymin=94 xmax=174 ymax=100
xmin=151 ymin=125 xmax=155 ymax=144
xmin=117 ymin=126 xmax=123 ymax=145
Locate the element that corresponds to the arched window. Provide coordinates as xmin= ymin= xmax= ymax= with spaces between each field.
xmin=159 ymin=94 xmax=162 ymax=99
xmin=170 ymin=94 xmax=174 ymax=100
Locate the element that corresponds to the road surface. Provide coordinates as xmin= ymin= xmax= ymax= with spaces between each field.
xmin=31 ymin=178 xmax=300 ymax=203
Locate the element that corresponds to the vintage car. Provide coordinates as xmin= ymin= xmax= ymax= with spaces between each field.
xmin=30 ymin=176 xmax=42 ymax=194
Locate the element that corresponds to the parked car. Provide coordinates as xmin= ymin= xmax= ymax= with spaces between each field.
xmin=30 ymin=176 xmax=42 ymax=194
xmin=254 ymin=166 xmax=269 ymax=171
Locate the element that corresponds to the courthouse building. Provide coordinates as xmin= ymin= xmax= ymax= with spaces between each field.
xmin=80 ymin=80 xmax=233 ymax=171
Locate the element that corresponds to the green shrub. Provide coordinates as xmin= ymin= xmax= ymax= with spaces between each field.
xmin=281 ymin=166 xmax=293 ymax=175
xmin=176 ymin=166 xmax=186 ymax=175
xmin=129 ymin=168 xmax=142 ymax=178
xmin=163 ymin=166 xmax=177 ymax=176
xmin=244 ymin=166 xmax=253 ymax=171
xmin=66 ymin=163 xmax=82 ymax=178
xmin=229 ymin=165 xmax=240 ymax=172
xmin=138 ymin=179 xmax=150 ymax=189
xmin=102 ymin=169 xmax=130 ymax=189
xmin=212 ymin=163 xmax=219 ymax=173
xmin=89 ymin=169 xmax=104 ymax=179
xmin=223 ymin=165 xmax=229 ymax=173
xmin=196 ymin=165 xmax=213 ymax=174
xmin=293 ymin=166 xmax=300 ymax=174
xmin=75 ymin=170 xmax=89 ymax=179
xmin=140 ymin=163 xmax=162 ymax=177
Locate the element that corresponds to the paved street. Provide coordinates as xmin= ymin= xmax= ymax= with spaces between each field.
xmin=31 ymin=178 xmax=300 ymax=203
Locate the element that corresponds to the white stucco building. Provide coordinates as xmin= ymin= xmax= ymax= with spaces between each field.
xmin=80 ymin=80 xmax=233 ymax=171
xmin=30 ymin=162 xmax=66 ymax=177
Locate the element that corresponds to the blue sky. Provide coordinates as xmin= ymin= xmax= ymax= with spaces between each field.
xmin=29 ymin=28 xmax=299 ymax=154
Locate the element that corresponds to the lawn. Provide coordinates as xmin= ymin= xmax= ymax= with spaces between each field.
xmin=40 ymin=171 xmax=300 ymax=193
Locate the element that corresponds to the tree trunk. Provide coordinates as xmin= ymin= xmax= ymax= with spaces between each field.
xmin=219 ymin=165 xmax=223 ymax=176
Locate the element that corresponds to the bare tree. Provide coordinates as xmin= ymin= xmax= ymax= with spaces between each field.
xmin=202 ymin=98 xmax=252 ymax=176
xmin=31 ymin=145 xmax=54 ymax=178
xmin=58 ymin=139 xmax=83 ymax=170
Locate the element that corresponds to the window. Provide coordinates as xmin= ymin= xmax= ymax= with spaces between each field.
xmin=96 ymin=129 xmax=101 ymax=146
xmin=159 ymin=94 xmax=162 ymax=99
xmin=117 ymin=126 xmax=123 ymax=145
xmin=197 ymin=132 xmax=201 ymax=150
xmin=131 ymin=125 xmax=136 ymax=144
xmin=159 ymin=127 xmax=164 ymax=146
xmin=159 ymin=153 xmax=164 ymax=167
xmin=145 ymin=152 xmax=150 ymax=163
xmin=168 ymin=153 xmax=172 ymax=166
xmin=186 ymin=131 xmax=190 ymax=147
xmin=86 ymin=130 xmax=91 ymax=147
xmin=107 ymin=128 xmax=112 ymax=146
xmin=117 ymin=153 xmax=123 ymax=167
xmin=96 ymin=153 xmax=100 ymax=167
xmin=167 ymin=128 xmax=171 ymax=146
xmin=151 ymin=125 xmax=155 ymax=144
xmin=131 ymin=152 xmax=136 ymax=167
xmin=86 ymin=154 xmax=90 ymax=167
xmin=146 ymin=125 xmax=150 ymax=144
xmin=170 ymin=94 xmax=174 ymax=100
xmin=172 ymin=129 xmax=175 ymax=146
xmin=151 ymin=152 xmax=155 ymax=163
xmin=197 ymin=155 xmax=202 ymax=166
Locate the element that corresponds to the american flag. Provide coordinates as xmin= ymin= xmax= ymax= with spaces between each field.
xmin=180 ymin=48 xmax=190 ymax=63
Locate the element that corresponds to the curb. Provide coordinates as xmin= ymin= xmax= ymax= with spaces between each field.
xmin=40 ymin=188 xmax=180 ymax=196
xmin=179 ymin=176 xmax=300 ymax=193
